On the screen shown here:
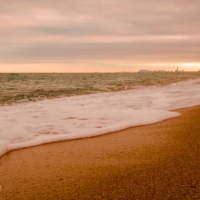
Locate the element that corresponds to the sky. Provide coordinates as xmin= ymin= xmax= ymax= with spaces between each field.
xmin=0 ymin=0 xmax=200 ymax=72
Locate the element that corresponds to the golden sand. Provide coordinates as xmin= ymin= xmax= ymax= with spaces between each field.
xmin=0 ymin=106 xmax=200 ymax=199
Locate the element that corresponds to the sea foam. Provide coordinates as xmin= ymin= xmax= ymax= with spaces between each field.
xmin=0 ymin=79 xmax=200 ymax=157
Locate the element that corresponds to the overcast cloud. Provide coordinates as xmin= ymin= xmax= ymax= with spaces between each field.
xmin=0 ymin=0 xmax=200 ymax=71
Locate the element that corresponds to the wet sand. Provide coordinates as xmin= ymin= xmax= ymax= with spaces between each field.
xmin=0 ymin=106 xmax=200 ymax=200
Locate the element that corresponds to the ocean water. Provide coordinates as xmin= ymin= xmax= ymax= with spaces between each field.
xmin=0 ymin=72 xmax=200 ymax=157
xmin=1 ymin=72 xmax=200 ymax=106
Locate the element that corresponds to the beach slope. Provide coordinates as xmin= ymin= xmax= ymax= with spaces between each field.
xmin=0 ymin=106 xmax=200 ymax=199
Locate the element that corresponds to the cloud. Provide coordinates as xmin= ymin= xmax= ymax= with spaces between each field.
xmin=0 ymin=0 xmax=200 ymax=68
xmin=1 ymin=38 xmax=200 ymax=64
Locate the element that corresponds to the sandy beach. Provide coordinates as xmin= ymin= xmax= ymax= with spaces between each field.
xmin=0 ymin=106 xmax=200 ymax=200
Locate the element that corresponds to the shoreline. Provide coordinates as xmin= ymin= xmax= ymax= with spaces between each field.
xmin=1 ymin=106 xmax=200 ymax=199
xmin=1 ymin=77 xmax=200 ymax=158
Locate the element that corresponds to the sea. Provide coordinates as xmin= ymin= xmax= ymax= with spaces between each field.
xmin=0 ymin=72 xmax=200 ymax=157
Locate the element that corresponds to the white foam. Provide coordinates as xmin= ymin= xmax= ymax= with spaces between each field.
xmin=0 ymin=79 xmax=200 ymax=157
